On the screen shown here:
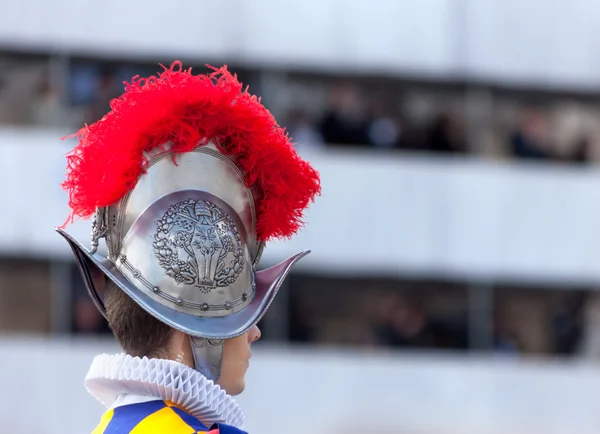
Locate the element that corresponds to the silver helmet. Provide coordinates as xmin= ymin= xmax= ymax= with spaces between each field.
xmin=57 ymin=62 xmax=320 ymax=381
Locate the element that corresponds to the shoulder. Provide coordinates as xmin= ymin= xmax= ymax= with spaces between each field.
xmin=92 ymin=400 xmax=241 ymax=434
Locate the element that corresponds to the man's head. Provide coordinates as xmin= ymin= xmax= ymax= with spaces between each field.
xmin=59 ymin=63 xmax=317 ymax=395
xmin=104 ymin=280 xmax=260 ymax=395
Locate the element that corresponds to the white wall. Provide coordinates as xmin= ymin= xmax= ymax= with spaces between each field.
xmin=463 ymin=0 xmax=600 ymax=89
xmin=1 ymin=337 xmax=599 ymax=434
xmin=2 ymin=128 xmax=600 ymax=285
xmin=3 ymin=0 xmax=600 ymax=89
xmin=0 ymin=0 xmax=458 ymax=77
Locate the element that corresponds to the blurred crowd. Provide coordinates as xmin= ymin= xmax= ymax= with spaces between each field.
xmin=284 ymin=82 xmax=599 ymax=164
xmin=283 ymin=276 xmax=600 ymax=359
xmin=27 ymin=263 xmax=600 ymax=360
xmin=2 ymin=53 xmax=600 ymax=164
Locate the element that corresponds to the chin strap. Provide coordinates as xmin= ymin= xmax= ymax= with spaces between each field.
xmin=190 ymin=336 xmax=224 ymax=382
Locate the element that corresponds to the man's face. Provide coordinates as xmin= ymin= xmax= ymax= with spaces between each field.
xmin=216 ymin=325 xmax=261 ymax=396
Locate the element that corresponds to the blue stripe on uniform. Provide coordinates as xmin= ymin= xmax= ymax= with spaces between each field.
xmin=103 ymin=400 xmax=167 ymax=433
xmin=169 ymin=405 xmax=210 ymax=432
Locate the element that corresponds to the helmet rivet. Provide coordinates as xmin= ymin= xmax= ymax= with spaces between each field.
xmin=176 ymin=297 xmax=183 ymax=306
xmin=201 ymin=303 xmax=209 ymax=311
xmin=152 ymin=286 xmax=160 ymax=293
xmin=224 ymin=301 xmax=232 ymax=310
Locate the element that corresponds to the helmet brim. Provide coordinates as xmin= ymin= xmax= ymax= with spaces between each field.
xmin=57 ymin=228 xmax=308 ymax=340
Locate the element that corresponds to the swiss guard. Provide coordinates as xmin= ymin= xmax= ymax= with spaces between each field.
xmin=57 ymin=62 xmax=320 ymax=434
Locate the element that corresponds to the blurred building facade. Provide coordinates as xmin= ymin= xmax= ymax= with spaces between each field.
xmin=2 ymin=1 xmax=600 ymax=432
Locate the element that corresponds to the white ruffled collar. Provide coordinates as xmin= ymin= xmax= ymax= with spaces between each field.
xmin=85 ymin=353 xmax=245 ymax=429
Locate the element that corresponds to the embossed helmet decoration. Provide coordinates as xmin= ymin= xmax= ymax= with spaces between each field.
xmin=56 ymin=62 xmax=320 ymax=381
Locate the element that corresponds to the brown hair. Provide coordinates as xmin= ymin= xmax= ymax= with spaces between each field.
xmin=104 ymin=279 xmax=174 ymax=358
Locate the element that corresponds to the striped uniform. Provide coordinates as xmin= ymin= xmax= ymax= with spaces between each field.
xmin=92 ymin=400 xmax=247 ymax=434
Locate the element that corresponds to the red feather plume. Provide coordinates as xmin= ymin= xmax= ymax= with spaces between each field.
xmin=61 ymin=62 xmax=320 ymax=241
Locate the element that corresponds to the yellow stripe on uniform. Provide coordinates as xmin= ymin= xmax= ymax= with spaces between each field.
xmin=92 ymin=409 xmax=115 ymax=434
xmin=130 ymin=406 xmax=196 ymax=434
